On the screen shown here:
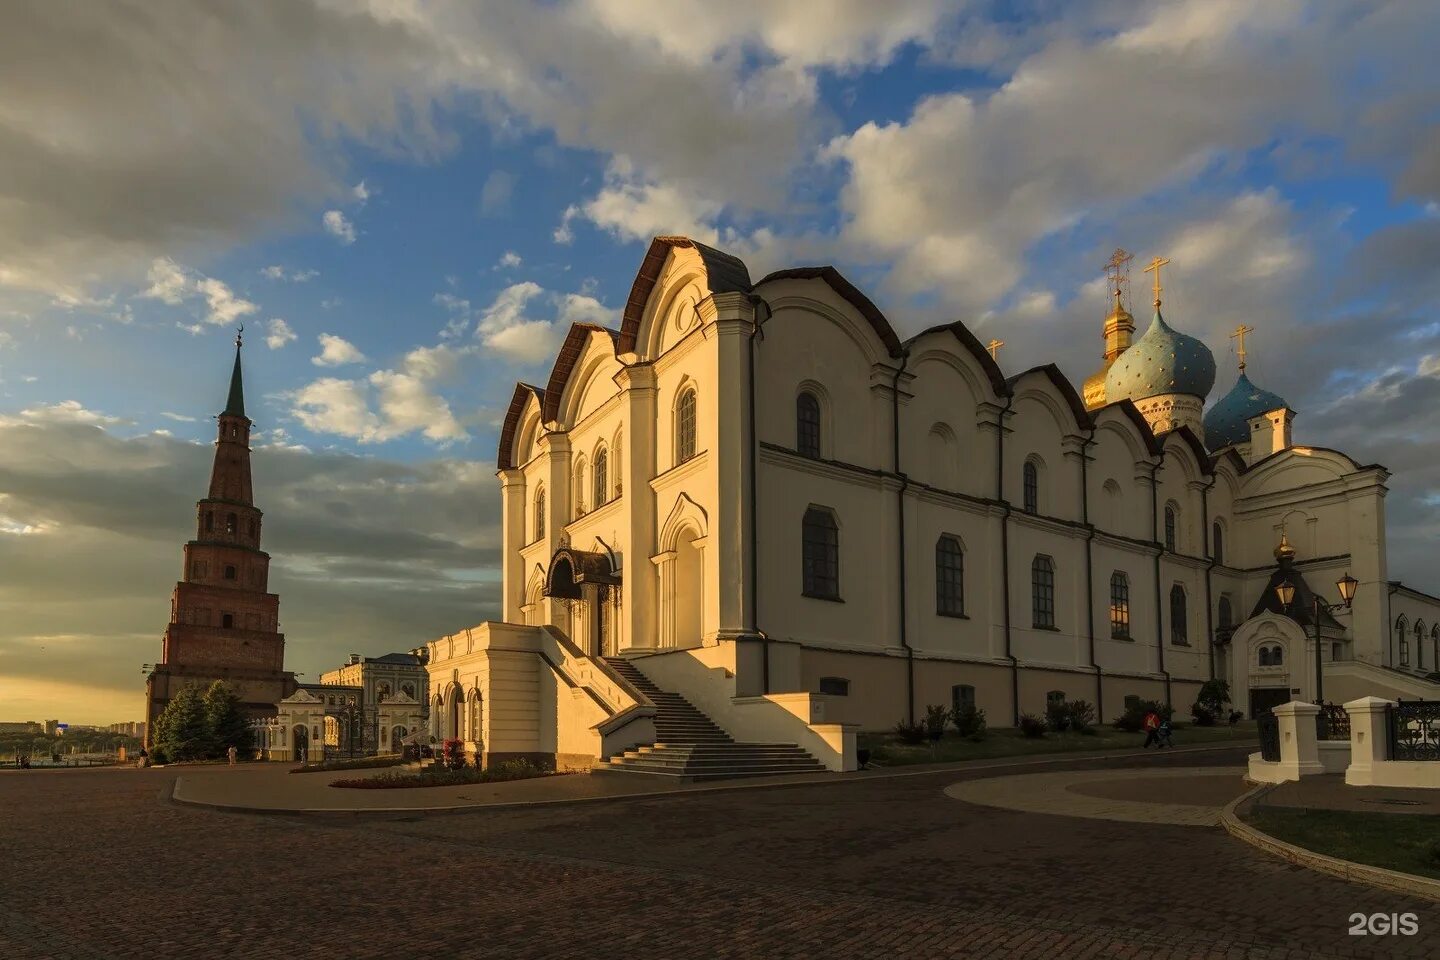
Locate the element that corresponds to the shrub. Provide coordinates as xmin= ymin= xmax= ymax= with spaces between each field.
xmin=923 ymin=704 xmax=949 ymax=741
xmin=1045 ymin=700 xmax=1071 ymax=732
xmin=1067 ymin=700 xmax=1097 ymax=734
xmin=332 ymin=758 xmax=554 ymax=790
xmin=290 ymin=755 xmax=406 ymax=775
xmin=1114 ymin=699 xmax=1173 ymax=732
xmin=951 ymin=704 xmax=987 ymax=740
xmin=1190 ymin=703 xmax=1217 ymax=726
xmin=1196 ymin=679 xmax=1231 ymax=715
xmin=1018 ymin=713 xmax=1047 ymax=738
xmin=442 ymin=738 xmax=466 ymax=771
xmin=894 ymin=719 xmax=927 ymax=745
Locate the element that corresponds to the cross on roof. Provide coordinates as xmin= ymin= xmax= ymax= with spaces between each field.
xmin=1143 ymin=256 xmax=1170 ymax=306
xmin=1230 ymin=323 xmax=1254 ymax=371
xmin=987 ymin=338 xmax=1004 ymax=360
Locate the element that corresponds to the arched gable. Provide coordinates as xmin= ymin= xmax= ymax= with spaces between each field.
xmin=904 ymin=327 xmax=1005 ymax=409
xmin=1007 ymin=365 xmax=1092 ymax=436
xmin=1159 ymin=429 xmax=1208 ymax=486
xmin=497 ymin=382 xmax=545 ymax=470
xmin=542 ymin=324 xmax=621 ymax=425
xmin=1239 ymin=446 xmax=1375 ymax=499
xmin=756 ymin=266 xmax=905 ymax=358
xmin=619 ymin=236 xmax=752 ymax=356
xmin=659 ymin=492 xmax=709 ymax=552
xmin=909 ymin=322 xmax=1009 ymax=398
xmin=1092 ymin=405 xmax=1159 ymax=464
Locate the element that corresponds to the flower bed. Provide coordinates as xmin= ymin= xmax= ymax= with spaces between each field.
xmin=330 ymin=759 xmax=557 ymax=789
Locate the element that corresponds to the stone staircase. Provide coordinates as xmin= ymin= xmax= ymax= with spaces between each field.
xmin=595 ymin=657 xmax=826 ymax=781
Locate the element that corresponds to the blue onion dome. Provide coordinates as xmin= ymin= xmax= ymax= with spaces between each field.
xmin=1202 ymin=371 xmax=1288 ymax=451
xmin=1103 ymin=307 xmax=1217 ymax=405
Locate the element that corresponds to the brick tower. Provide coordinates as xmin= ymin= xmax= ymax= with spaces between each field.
xmin=145 ymin=332 xmax=293 ymax=743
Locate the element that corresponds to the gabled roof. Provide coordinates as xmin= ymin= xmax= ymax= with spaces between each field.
xmin=541 ymin=324 xmax=619 ymax=423
xmin=618 ymin=236 xmax=752 ymax=354
xmin=757 ymin=266 xmax=905 ymax=358
xmin=496 ymin=382 xmax=545 ymax=470
xmin=905 ymin=320 xmax=1009 ymax=397
xmin=1006 ymin=363 xmax=1093 ymax=431
xmin=1250 ymin=558 xmax=1345 ymax=631
xmin=1091 ymin=399 xmax=1164 ymax=458
xmin=1161 ymin=424 xmax=1214 ymax=475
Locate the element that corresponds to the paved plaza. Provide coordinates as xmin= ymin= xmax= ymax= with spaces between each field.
xmin=3 ymin=746 xmax=1438 ymax=959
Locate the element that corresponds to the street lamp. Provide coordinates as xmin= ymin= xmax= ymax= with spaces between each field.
xmin=1275 ymin=572 xmax=1358 ymax=704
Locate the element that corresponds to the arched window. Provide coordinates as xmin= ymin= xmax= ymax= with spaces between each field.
xmin=1169 ymin=584 xmax=1188 ymax=645
xmin=226 ymin=512 xmax=237 ymax=535
xmin=676 ymin=388 xmax=697 ymax=464
xmin=205 ymin=511 xmax=214 ymax=533
xmin=573 ymin=456 xmax=587 ymax=517
xmin=1164 ymin=504 xmax=1177 ymax=552
xmin=935 ymin=536 xmax=964 ymax=616
xmin=1270 ymin=644 xmax=1284 ymax=666
xmin=222 ymin=613 xmax=234 ymax=629
xmin=1396 ymin=616 xmax=1409 ymax=666
xmin=1022 ymin=460 xmax=1039 ymax=514
xmin=1416 ymin=621 xmax=1427 ymax=670
xmin=223 ymin=565 xmax=236 ymax=580
xmin=1109 ymin=571 xmax=1130 ymax=639
xmin=401 ymin=683 xmax=415 ymax=699
xmin=1212 ymin=521 xmax=1224 ymax=565
xmin=1031 ymin=555 xmax=1055 ymax=628
xmin=593 ymin=448 xmax=608 ymax=506
xmin=802 ymin=507 xmax=839 ymax=600
xmin=1102 ymin=479 xmax=1122 ymax=531
xmin=1218 ymin=596 xmax=1233 ymax=631
xmin=1433 ymin=625 xmax=1439 ymax=673
xmin=796 ymin=391 xmax=822 ymax=459
xmin=534 ymin=488 xmax=546 ymax=541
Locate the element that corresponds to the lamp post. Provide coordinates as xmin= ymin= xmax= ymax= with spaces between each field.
xmin=1276 ymin=572 xmax=1359 ymax=704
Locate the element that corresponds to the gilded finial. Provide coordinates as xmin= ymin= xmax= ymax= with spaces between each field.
xmin=987 ymin=338 xmax=1004 ymax=360
xmin=1143 ymin=256 xmax=1170 ymax=307
xmin=235 ymin=324 xmax=244 ymax=349
xmin=1230 ymin=323 xmax=1254 ymax=372
xmin=1274 ymin=521 xmax=1295 ymax=561
xmin=1104 ymin=248 xmax=1133 ymax=309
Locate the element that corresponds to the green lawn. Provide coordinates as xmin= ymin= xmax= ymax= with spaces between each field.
xmin=1244 ymin=807 xmax=1440 ymax=881
xmin=859 ymin=721 xmax=1258 ymax=766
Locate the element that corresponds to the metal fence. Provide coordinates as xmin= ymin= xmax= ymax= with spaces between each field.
xmin=1316 ymin=702 xmax=1350 ymax=741
xmin=1388 ymin=700 xmax=1440 ymax=761
xmin=1258 ymin=712 xmax=1281 ymax=762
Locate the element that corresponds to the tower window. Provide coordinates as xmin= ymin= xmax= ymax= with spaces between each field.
xmin=224 ymin=565 xmax=236 ymax=580
xmin=249 ymin=519 xmax=258 ymax=539
xmin=205 ymin=512 xmax=214 ymax=533
xmin=226 ymin=512 xmax=237 ymax=535
xmin=222 ymin=613 xmax=234 ymax=629
xmin=797 ymin=391 xmax=822 ymax=459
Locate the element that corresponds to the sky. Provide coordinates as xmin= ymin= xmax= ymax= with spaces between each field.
xmin=3 ymin=0 xmax=1440 ymax=724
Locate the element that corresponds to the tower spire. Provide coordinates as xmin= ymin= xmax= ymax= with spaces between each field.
xmin=223 ymin=325 xmax=246 ymax=419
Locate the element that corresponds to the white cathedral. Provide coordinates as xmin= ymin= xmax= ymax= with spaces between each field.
xmin=423 ymin=236 xmax=1440 ymax=775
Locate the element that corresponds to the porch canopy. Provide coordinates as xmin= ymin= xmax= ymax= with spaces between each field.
xmin=545 ymin=548 xmax=620 ymax=599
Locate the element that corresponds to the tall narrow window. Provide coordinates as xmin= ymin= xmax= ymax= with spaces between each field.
xmin=1164 ymin=505 xmax=1177 ymax=552
xmin=676 ymin=389 xmax=697 ymax=464
xmin=1170 ymin=584 xmax=1188 ymax=645
xmin=1109 ymin=571 xmax=1130 ymax=639
xmin=593 ymin=448 xmax=608 ymax=506
xmin=534 ymin=488 xmax=546 ymax=541
xmin=1396 ymin=617 xmax=1408 ymax=666
xmin=226 ymin=512 xmax=237 ymax=535
xmin=224 ymin=565 xmax=236 ymax=580
xmin=1211 ymin=521 xmax=1224 ymax=565
xmin=797 ymin=391 xmax=822 ymax=459
xmin=1218 ymin=596 xmax=1233 ymax=632
xmin=1417 ymin=621 xmax=1427 ymax=670
xmin=1031 ymin=555 xmax=1055 ymax=628
xmin=204 ymin=512 xmax=214 ymax=533
xmin=802 ymin=507 xmax=840 ymax=599
xmin=222 ymin=613 xmax=234 ymax=629
xmin=1022 ymin=461 xmax=1038 ymax=514
xmin=935 ymin=536 xmax=965 ymax=616
xmin=951 ymin=684 xmax=975 ymax=713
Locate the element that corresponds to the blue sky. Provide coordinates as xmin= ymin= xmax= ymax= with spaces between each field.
xmin=3 ymin=0 xmax=1440 ymax=722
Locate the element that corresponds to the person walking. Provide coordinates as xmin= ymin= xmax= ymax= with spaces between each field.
xmin=1141 ymin=709 xmax=1161 ymax=748
xmin=227 ymin=744 xmax=237 ymax=766
xmin=1156 ymin=718 xmax=1174 ymax=749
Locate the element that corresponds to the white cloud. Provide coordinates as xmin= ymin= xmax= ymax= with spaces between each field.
xmin=290 ymin=377 xmax=381 ymax=439
xmin=311 ymin=333 xmax=366 ymax=367
xmin=266 ymin=318 xmax=298 ymax=350
xmin=262 ymin=265 xmax=318 ymax=282
xmin=195 ymin=276 xmax=257 ymax=327
xmin=479 ymin=171 xmax=515 ymax=217
xmin=289 ymin=343 xmax=467 ymax=445
xmin=553 ymin=206 xmax=578 ymax=245
xmin=323 ymin=210 xmax=355 ymax=244
xmin=159 ymin=411 xmax=197 ymax=423
xmin=496 ymin=251 xmax=522 ymax=269
xmin=0 ymin=401 xmax=129 ymax=429
xmin=474 ymin=281 xmax=558 ymax=363
xmin=139 ymin=258 xmax=257 ymax=326
xmin=351 ymin=180 xmax=371 ymax=203
xmin=141 ymin=258 xmax=190 ymax=305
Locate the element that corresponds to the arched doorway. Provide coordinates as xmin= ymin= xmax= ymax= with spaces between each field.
xmin=292 ymin=724 xmax=309 ymax=761
xmin=448 ymin=685 xmax=465 ymax=740
xmin=674 ymin=527 xmax=703 ymax=648
xmin=391 ymin=725 xmax=407 ymax=753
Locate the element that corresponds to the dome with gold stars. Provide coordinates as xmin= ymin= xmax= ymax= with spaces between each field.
xmin=1103 ymin=306 xmax=1217 ymax=405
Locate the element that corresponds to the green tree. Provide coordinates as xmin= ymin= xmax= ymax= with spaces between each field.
xmin=153 ymin=683 xmax=215 ymax=761
xmin=203 ymin=680 xmax=253 ymax=757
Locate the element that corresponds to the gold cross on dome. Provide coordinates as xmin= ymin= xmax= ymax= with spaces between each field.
xmin=987 ymin=338 xmax=1004 ymax=360
xmin=1143 ymin=256 xmax=1170 ymax=306
xmin=1230 ymin=323 xmax=1254 ymax=371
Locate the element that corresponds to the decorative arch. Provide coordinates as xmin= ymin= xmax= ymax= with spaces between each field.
xmin=497 ymin=383 xmax=546 ymax=469
xmin=542 ymin=324 xmax=621 ymax=424
xmin=621 ymin=236 xmax=753 ymax=356
xmin=927 ymin=422 xmax=960 ymax=490
xmin=659 ymin=493 xmax=709 ymax=551
xmin=1007 ymin=365 xmax=1093 ymax=435
xmin=756 ymin=265 xmax=905 ymax=358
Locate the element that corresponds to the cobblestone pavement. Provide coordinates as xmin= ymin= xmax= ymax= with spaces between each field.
xmin=943 ymin=766 xmax=1248 ymax=826
xmin=3 ymin=747 xmax=1437 ymax=959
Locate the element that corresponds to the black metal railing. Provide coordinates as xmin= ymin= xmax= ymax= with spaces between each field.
xmin=1316 ymin=702 xmax=1350 ymax=741
xmin=1388 ymin=700 xmax=1440 ymax=761
xmin=1258 ymin=712 xmax=1281 ymax=762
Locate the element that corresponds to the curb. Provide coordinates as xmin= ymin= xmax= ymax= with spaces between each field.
xmin=1220 ymin=783 xmax=1440 ymax=903
xmin=170 ymin=740 xmax=1255 ymax=818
